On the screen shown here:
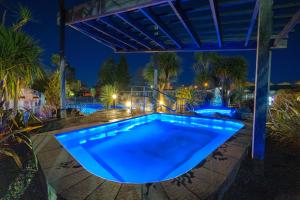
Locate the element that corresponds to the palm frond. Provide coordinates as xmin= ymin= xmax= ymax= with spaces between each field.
xmin=0 ymin=148 xmax=22 ymax=168
xmin=12 ymin=5 xmax=32 ymax=31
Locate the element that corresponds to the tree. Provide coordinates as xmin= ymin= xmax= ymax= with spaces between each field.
xmin=51 ymin=54 xmax=76 ymax=81
xmin=44 ymin=70 xmax=72 ymax=115
xmin=212 ymin=56 xmax=247 ymax=105
xmin=133 ymin=66 xmax=145 ymax=86
xmin=143 ymin=53 xmax=181 ymax=111
xmin=31 ymin=68 xmax=49 ymax=93
xmin=44 ymin=71 xmax=60 ymax=113
xmin=0 ymin=6 xmax=43 ymax=110
xmin=143 ymin=53 xmax=181 ymax=90
xmin=90 ymin=87 xmax=96 ymax=98
xmin=193 ymin=52 xmax=219 ymax=88
xmin=98 ymin=56 xmax=132 ymax=91
xmin=98 ymin=57 xmax=117 ymax=86
xmin=116 ymin=55 xmax=131 ymax=90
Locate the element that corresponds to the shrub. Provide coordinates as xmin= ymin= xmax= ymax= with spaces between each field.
xmin=267 ymin=90 xmax=300 ymax=146
xmin=100 ymin=84 xmax=118 ymax=109
xmin=176 ymin=87 xmax=195 ymax=112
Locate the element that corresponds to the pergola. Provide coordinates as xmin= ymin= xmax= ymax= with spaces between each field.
xmin=59 ymin=0 xmax=300 ymax=160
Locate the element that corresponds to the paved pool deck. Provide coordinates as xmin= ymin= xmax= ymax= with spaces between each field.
xmin=32 ymin=110 xmax=252 ymax=200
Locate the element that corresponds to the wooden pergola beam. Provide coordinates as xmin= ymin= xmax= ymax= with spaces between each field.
xmin=209 ymin=0 xmax=222 ymax=47
xmin=245 ymin=0 xmax=259 ymax=47
xmin=66 ymin=0 xmax=172 ymax=25
xmin=99 ymin=17 xmax=152 ymax=50
xmin=70 ymin=24 xmax=117 ymax=51
xmin=115 ymin=41 xmax=257 ymax=53
xmin=168 ymin=0 xmax=201 ymax=48
xmin=273 ymin=8 xmax=300 ymax=47
xmin=139 ymin=8 xmax=183 ymax=48
xmin=83 ymin=21 xmax=138 ymax=50
xmin=116 ymin=13 xmax=167 ymax=49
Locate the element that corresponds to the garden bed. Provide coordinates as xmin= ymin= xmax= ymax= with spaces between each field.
xmin=0 ymin=144 xmax=48 ymax=200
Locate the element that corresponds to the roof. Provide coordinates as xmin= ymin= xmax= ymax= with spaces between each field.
xmin=65 ymin=0 xmax=300 ymax=53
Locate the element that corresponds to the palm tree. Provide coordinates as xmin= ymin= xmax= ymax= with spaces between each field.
xmin=143 ymin=53 xmax=181 ymax=90
xmin=143 ymin=53 xmax=180 ymax=111
xmin=0 ymin=6 xmax=43 ymax=110
xmin=212 ymin=56 xmax=247 ymax=106
xmin=193 ymin=52 xmax=219 ymax=88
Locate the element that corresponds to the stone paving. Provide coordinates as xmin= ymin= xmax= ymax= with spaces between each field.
xmin=32 ymin=111 xmax=252 ymax=200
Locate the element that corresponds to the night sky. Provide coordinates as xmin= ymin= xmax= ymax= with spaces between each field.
xmin=2 ymin=0 xmax=300 ymax=87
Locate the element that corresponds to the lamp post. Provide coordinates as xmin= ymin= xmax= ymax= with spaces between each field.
xmin=112 ymin=94 xmax=117 ymax=109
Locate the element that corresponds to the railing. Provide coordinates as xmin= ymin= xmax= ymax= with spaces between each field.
xmin=120 ymin=86 xmax=195 ymax=114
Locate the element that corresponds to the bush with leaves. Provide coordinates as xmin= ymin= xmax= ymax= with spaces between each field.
xmin=0 ymin=6 xmax=43 ymax=110
xmin=176 ymin=87 xmax=195 ymax=112
xmin=44 ymin=70 xmax=72 ymax=116
xmin=267 ymin=90 xmax=300 ymax=146
xmin=0 ymin=78 xmax=43 ymax=199
xmin=100 ymin=84 xmax=118 ymax=109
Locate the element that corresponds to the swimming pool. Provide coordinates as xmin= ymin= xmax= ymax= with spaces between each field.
xmin=55 ymin=113 xmax=243 ymax=183
xmin=67 ymin=104 xmax=104 ymax=115
xmin=67 ymin=104 xmax=125 ymax=115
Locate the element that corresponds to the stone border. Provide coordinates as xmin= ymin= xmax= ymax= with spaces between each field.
xmin=32 ymin=113 xmax=252 ymax=200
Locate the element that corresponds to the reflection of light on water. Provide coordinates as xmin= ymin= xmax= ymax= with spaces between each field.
xmin=79 ymin=139 xmax=87 ymax=144
xmin=56 ymin=134 xmax=67 ymax=139
xmin=79 ymin=130 xmax=87 ymax=134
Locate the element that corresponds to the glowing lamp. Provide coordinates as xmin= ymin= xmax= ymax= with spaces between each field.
xmin=112 ymin=94 xmax=117 ymax=99
xmin=125 ymin=101 xmax=131 ymax=107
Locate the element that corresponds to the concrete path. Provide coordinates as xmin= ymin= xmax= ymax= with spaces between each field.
xmin=32 ymin=112 xmax=252 ymax=200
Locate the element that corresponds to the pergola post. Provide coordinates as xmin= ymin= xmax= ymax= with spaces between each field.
xmin=153 ymin=67 xmax=158 ymax=112
xmin=252 ymin=0 xmax=273 ymax=161
xmin=59 ymin=0 xmax=67 ymax=118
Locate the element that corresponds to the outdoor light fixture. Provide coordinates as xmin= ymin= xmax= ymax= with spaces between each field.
xmin=125 ymin=101 xmax=131 ymax=107
xmin=112 ymin=94 xmax=117 ymax=109
xmin=204 ymin=82 xmax=209 ymax=87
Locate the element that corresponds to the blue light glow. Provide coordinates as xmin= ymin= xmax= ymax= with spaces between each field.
xmin=67 ymin=104 xmax=126 ymax=115
xmin=55 ymin=113 xmax=243 ymax=183
xmin=195 ymin=107 xmax=236 ymax=117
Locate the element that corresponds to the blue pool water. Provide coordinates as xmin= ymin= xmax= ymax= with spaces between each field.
xmin=67 ymin=104 xmax=125 ymax=115
xmin=55 ymin=113 xmax=243 ymax=183
xmin=195 ymin=107 xmax=236 ymax=117
xmin=67 ymin=104 xmax=104 ymax=115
